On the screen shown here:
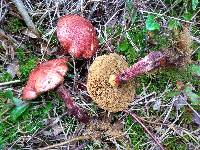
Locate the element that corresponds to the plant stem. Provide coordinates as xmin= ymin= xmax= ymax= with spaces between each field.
xmin=109 ymin=51 xmax=167 ymax=87
xmin=124 ymin=110 xmax=165 ymax=150
xmin=56 ymin=84 xmax=90 ymax=124
xmin=11 ymin=0 xmax=41 ymax=38
xmin=0 ymin=28 xmax=22 ymax=47
xmin=39 ymin=135 xmax=91 ymax=150
xmin=0 ymin=80 xmax=21 ymax=87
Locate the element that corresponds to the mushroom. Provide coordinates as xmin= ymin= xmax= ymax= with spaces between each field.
xmin=22 ymin=58 xmax=89 ymax=123
xmin=87 ymin=27 xmax=192 ymax=112
xmin=57 ymin=14 xmax=99 ymax=59
xmin=86 ymin=53 xmax=167 ymax=149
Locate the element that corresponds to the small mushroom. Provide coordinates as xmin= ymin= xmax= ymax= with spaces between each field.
xmin=57 ymin=14 xmax=99 ymax=59
xmin=87 ymin=28 xmax=192 ymax=112
xmin=22 ymin=58 xmax=89 ymax=123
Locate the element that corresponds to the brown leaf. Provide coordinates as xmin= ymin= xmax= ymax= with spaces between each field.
xmin=52 ymin=125 xmax=63 ymax=136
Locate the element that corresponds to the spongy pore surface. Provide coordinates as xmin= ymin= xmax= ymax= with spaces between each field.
xmin=87 ymin=53 xmax=135 ymax=112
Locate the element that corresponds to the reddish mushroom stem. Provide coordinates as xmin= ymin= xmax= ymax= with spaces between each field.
xmin=109 ymin=51 xmax=167 ymax=87
xmin=56 ymin=84 xmax=89 ymax=124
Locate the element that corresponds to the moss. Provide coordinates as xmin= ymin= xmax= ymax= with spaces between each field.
xmin=7 ymin=17 xmax=24 ymax=33
xmin=125 ymin=116 xmax=147 ymax=150
xmin=0 ymin=72 xmax=12 ymax=82
xmin=0 ymin=102 xmax=52 ymax=146
xmin=16 ymin=48 xmax=37 ymax=79
xmin=116 ymin=27 xmax=146 ymax=64
xmin=135 ymin=65 xmax=199 ymax=95
xmin=163 ymin=136 xmax=188 ymax=150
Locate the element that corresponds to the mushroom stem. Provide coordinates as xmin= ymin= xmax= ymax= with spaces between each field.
xmin=56 ymin=84 xmax=89 ymax=124
xmin=109 ymin=51 xmax=167 ymax=87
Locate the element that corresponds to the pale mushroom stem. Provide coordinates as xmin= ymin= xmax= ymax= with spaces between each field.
xmin=109 ymin=51 xmax=167 ymax=87
xmin=56 ymin=84 xmax=89 ymax=124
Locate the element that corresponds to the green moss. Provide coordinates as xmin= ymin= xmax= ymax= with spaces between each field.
xmin=150 ymin=32 xmax=171 ymax=50
xmin=16 ymin=48 xmax=26 ymax=62
xmin=125 ymin=116 xmax=147 ymax=150
xmin=19 ymin=57 xmax=37 ymax=79
xmin=7 ymin=17 xmax=24 ymax=33
xmin=16 ymin=48 xmax=37 ymax=79
xmin=0 ymin=72 xmax=12 ymax=82
xmin=0 ymin=102 xmax=52 ymax=146
xmin=49 ymin=33 xmax=58 ymax=45
xmin=180 ymin=108 xmax=193 ymax=124
xmin=116 ymin=38 xmax=137 ymax=64
xmin=116 ymin=27 xmax=147 ymax=64
xmin=163 ymin=136 xmax=187 ymax=150
xmin=135 ymin=66 xmax=199 ymax=95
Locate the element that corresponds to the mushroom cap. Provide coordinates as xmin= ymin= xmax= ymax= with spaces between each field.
xmin=22 ymin=58 xmax=68 ymax=100
xmin=87 ymin=53 xmax=135 ymax=112
xmin=57 ymin=15 xmax=99 ymax=59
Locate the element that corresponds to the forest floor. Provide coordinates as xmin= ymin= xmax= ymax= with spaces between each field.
xmin=0 ymin=0 xmax=200 ymax=149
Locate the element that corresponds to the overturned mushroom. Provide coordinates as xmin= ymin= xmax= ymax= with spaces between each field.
xmin=57 ymin=14 xmax=99 ymax=59
xmin=22 ymin=58 xmax=89 ymax=123
xmin=87 ymin=27 xmax=192 ymax=112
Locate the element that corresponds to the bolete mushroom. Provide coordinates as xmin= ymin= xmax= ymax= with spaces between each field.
xmin=22 ymin=58 xmax=89 ymax=123
xmin=86 ymin=52 xmax=166 ymax=112
xmin=87 ymin=27 xmax=192 ymax=112
xmin=57 ymin=14 xmax=99 ymax=59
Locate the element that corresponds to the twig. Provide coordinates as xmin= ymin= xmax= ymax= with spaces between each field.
xmin=27 ymin=112 xmax=68 ymax=142
xmin=124 ymin=110 xmax=165 ymax=150
xmin=191 ymin=36 xmax=200 ymax=44
xmin=140 ymin=10 xmax=199 ymax=24
xmin=72 ymin=142 xmax=88 ymax=150
xmin=0 ymin=80 xmax=21 ymax=87
xmin=0 ymin=28 xmax=21 ymax=47
xmin=39 ymin=135 xmax=91 ymax=150
xmin=11 ymin=0 xmax=41 ymax=38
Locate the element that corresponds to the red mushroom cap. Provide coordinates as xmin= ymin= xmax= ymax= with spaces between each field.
xmin=22 ymin=58 xmax=68 ymax=100
xmin=56 ymin=15 xmax=99 ymax=59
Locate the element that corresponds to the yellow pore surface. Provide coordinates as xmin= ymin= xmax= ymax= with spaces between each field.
xmin=87 ymin=53 xmax=135 ymax=112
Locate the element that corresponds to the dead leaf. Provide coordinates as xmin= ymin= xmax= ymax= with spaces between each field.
xmin=6 ymin=60 xmax=19 ymax=78
xmin=52 ymin=124 xmax=63 ymax=136
xmin=192 ymin=112 xmax=200 ymax=125
xmin=153 ymin=99 xmax=161 ymax=111
xmin=173 ymin=95 xmax=187 ymax=110
xmin=42 ymin=130 xmax=52 ymax=136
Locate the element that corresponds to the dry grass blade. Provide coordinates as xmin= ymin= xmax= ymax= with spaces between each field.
xmin=124 ymin=110 xmax=165 ymax=150
xmin=0 ymin=79 xmax=20 ymax=87
xmin=0 ymin=28 xmax=21 ymax=47
xmin=39 ymin=135 xmax=91 ymax=150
